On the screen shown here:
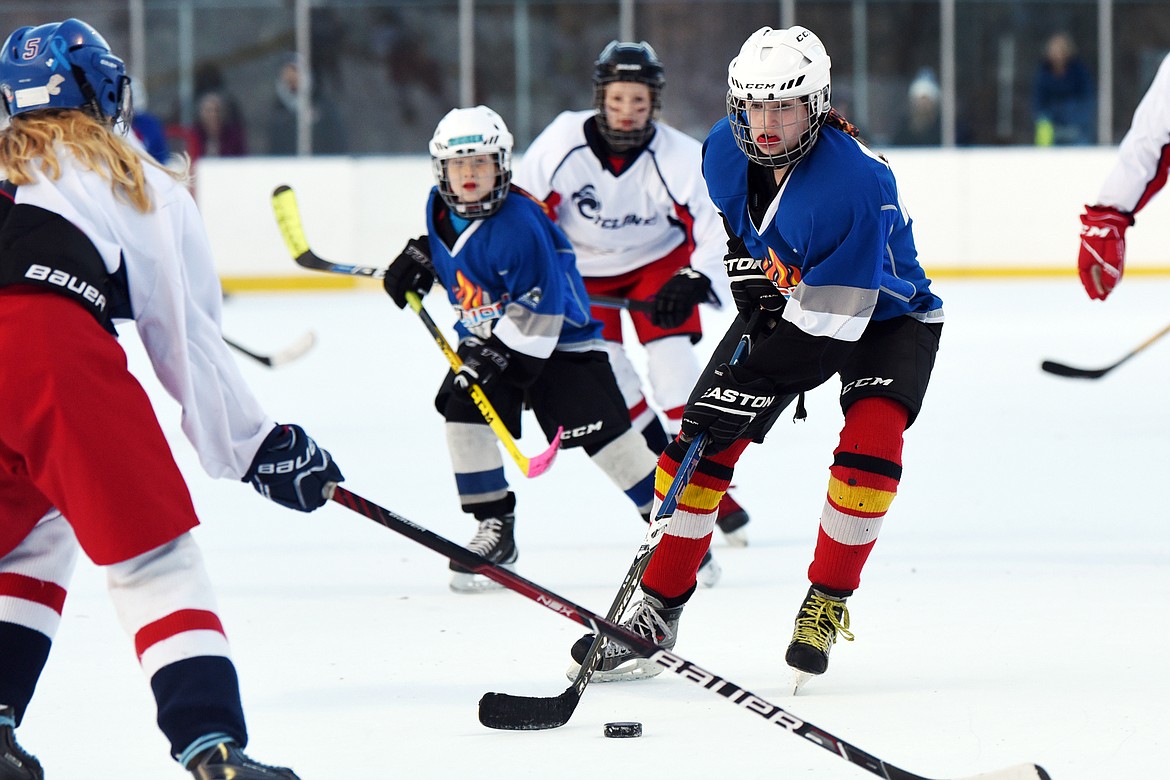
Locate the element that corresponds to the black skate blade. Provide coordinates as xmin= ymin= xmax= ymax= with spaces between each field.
xmin=478 ymin=688 xmax=579 ymax=730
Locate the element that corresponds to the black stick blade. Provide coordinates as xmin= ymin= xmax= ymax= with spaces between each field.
xmin=1040 ymin=359 xmax=1110 ymax=379
xmin=478 ymin=688 xmax=579 ymax=730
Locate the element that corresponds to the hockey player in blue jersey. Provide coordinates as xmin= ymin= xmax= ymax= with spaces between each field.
xmin=568 ymin=26 xmax=944 ymax=687
xmin=382 ymin=106 xmax=667 ymax=593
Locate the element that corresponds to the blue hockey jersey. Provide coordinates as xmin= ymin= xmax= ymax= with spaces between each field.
xmin=702 ymin=119 xmax=944 ymax=343
xmin=424 ymin=187 xmax=603 ymax=359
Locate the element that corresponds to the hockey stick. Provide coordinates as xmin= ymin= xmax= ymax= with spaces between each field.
xmin=271 ymin=185 xmax=385 ymax=279
xmin=479 ymin=316 xmax=759 ymax=731
xmin=270 ymin=184 xmax=561 ymax=478
xmin=223 ymin=331 xmax=317 ymax=368
xmin=1041 ymin=321 xmax=1170 ymax=379
xmin=588 ymin=294 xmax=656 ymax=315
xmin=405 ymin=291 xmax=562 ymax=478
xmin=327 ymin=485 xmax=1049 ymax=780
xmin=478 ymin=432 xmax=705 ymax=731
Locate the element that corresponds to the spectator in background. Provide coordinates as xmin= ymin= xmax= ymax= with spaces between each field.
xmin=267 ymin=52 xmax=347 ymax=155
xmin=130 ymin=82 xmax=170 ymax=163
xmin=892 ymin=68 xmax=942 ymax=146
xmin=192 ymin=90 xmax=247 ymax=158
xmin=371 ymin=10 xmax=449 ymax=126
xmin=1033 ymin=32 xmax=1095 ymax=146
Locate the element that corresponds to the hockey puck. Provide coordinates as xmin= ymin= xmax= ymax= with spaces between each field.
xmin=603 ymin=721 xmax=642 ymax=738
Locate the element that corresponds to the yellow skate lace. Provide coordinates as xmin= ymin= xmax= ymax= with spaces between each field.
xmin=791 ymin=592 xmax=855 ymax=652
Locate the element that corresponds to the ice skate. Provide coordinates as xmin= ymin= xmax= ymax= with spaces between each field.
xmin=785 ymin=585 xmax=854 ymax=692
xmin=186 ymin=741 xmax=300 ymax=780
xmin=566 ymin=591 xmax=683 ymax=682
xmin=715 ymin=490 xmax=750 ymax=547
xmin=0 ymin=707 xmax=42 ymax=780
xmin=450 ymin=514 xmax=517 ymax=593
xmin=696 ymin=548 xmax=722 ymax=588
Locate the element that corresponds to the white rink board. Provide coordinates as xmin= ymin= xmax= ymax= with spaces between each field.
xmin=196 ymin=147 xmax=1170 ymax=280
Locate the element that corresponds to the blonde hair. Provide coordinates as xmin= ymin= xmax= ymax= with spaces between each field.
xmin=0 ymin=109 xmax=184 ymax=213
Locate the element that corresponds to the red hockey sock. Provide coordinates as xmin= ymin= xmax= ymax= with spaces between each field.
xmin=643 ymin=438 xmax=749 ymax=599
xmin=807 ymin=397 xmax=908 ymax=593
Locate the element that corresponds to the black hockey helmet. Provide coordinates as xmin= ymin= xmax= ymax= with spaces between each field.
xmin=592 ymin=40 xmax=664 ymax=150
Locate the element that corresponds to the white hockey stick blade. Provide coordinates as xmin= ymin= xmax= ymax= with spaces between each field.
xmin=265 ymin=330 xmax=317 ymax=367
xmin=956 ymin=765 xmax=1050 ymax=780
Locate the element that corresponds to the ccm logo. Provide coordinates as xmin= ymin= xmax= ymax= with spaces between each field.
xmin=842 ymin=376 xmax=893 ymax=393
xmin=560 ymin=421 xmax=603 ymax=439
xmin=25 ymin=264 xmax=107 ymax=310
xmin=1081 ymin=226 xmax=1115 ymax=238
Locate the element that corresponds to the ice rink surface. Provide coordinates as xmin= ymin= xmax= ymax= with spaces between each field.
xmin=17 ymin=278 xmax=1168 ymax=779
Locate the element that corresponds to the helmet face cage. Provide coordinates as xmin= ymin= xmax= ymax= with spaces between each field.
xmin=725 ymin=26 xmax=832 ymax=167
xmin=592 ymin=40 xmax=665 ymax=151
xmin=429 ymin=106 xmax=514 ymax=220
xmin=0 ymin=19 xmax=129 ymax=124
xmin=727 ymin=86 xmax=830 ymax=167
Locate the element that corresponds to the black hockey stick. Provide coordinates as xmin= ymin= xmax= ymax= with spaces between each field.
xmin=479 ymin=316 xmax=760 ymax=731
xmin=479 ymin=432 xmax=706 ymax=731
xmin=327 ymin=485 xmax=1048 ymax=780
xmin=588 ymin=294 xmax=657 ymax=315
xmin=223 ymin=332 xmax=316 ymax=368
xmin=1041 ymin=321 xmax=1170 ymax=379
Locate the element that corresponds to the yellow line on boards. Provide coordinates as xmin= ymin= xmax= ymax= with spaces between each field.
xmin=219 ymin=267 xmax=1170 ymax=294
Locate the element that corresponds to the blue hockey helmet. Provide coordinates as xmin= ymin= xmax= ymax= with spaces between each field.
xmin=0 ymin=19 xmax=129 ymax=122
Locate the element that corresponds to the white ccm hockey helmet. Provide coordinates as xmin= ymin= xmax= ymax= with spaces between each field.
xmin=429 ymin=105 xmax=515 ymax=219
xmin=726 ymin=26 xmax=832 ymax=166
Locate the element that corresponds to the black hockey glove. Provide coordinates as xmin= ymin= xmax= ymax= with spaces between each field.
xmin=724 ymin=256 xmax=786 ymax=316
xmin=651 ymin=267 xmax=712 ymax=328
xmin=383 ymin=236 xmax=435 ymax=309
xmin=680 ymin=364 xmax=778 ymax=452
xmin=454 ymin=336 xmax=513 ymax=393
xmin=244 ymin=424 xmax=344 ymax=512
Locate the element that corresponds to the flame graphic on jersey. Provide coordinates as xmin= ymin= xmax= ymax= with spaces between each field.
xmin=453 ymin=270 xmax=486 ymax=310
xmin=759 ymin=247 xmax=802 ymax=297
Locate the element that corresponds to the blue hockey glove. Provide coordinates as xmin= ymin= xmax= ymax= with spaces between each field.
xmin=244 ymin=424 xmax=343 ymax=512
xmin=652 ymin=267 xmax=712 ymax=328
xmin=383 ymin=236 xmax=435 ymax=308
xmin=681 ymin=364 xmax=778 ymax=451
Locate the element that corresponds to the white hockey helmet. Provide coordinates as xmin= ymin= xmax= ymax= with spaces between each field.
xmin=726 ymin=26 xmax=832 ymax=167
xmin=429 ymin=105 xmax=514 ymax=219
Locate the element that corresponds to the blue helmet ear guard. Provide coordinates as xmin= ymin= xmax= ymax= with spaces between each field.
xmin=0 ymin=18 xmax=129 ymax=123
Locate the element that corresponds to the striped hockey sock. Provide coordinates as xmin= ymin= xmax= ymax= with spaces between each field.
xmin=642 ymin=438 xmax=749 ymax=599
xmin=808 ymin=397 xmax=909 ymax=592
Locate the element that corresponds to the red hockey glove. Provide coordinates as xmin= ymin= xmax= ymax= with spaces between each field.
xmin=1078 ymin=205 xmax=1132 ymax=301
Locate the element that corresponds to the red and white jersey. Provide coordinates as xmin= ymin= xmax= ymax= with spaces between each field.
xmin=514 ymin=110 xmax=727 ymax=295
xmin=1097 ymin=53 xmax=1170 ymax=217
xmin=9 ymin=153 xmax=273 ymax=479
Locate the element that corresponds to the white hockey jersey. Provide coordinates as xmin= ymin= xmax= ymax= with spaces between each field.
xmin=514 ymin=110 xmax=728 ymax=301
xmin=1096 ymin=52 xmax=1170 ymax=217
xmin=7 ymin=152 xmax=274 ymax=479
